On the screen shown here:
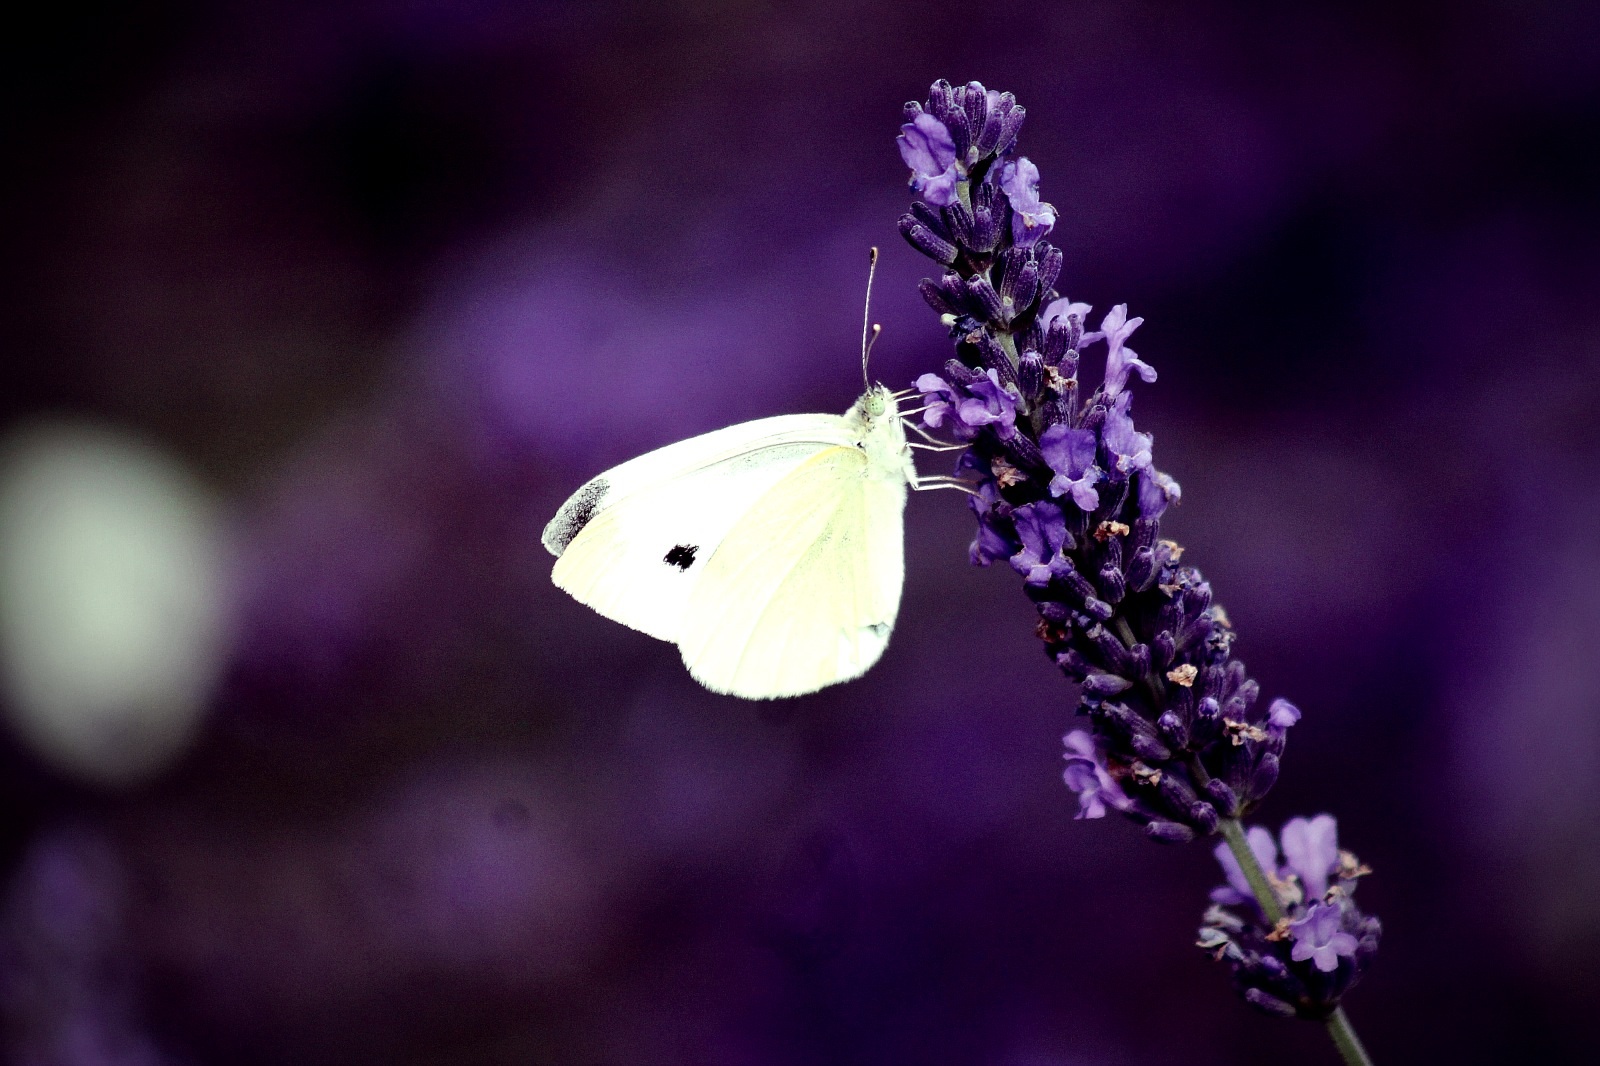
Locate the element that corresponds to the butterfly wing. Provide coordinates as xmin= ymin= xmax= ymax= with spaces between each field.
xmin=676 ymin=446 xmax=908 ymax=699
xmin=543 ymin=415 xmax=855 ymax=643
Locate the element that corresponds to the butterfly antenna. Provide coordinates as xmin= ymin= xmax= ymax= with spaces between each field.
xmin=861 ymin=246 xmax=881 ymax=387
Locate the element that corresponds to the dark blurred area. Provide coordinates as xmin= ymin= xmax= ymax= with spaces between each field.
xmin=2 ymin=1 xmax=1598 ymax=1062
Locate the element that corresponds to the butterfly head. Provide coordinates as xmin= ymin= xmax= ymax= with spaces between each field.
xmin=853 ymin=383 xmax=899 ymax=424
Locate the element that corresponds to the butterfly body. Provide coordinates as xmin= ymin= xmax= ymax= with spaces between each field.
xmin=542 ymin=385 xmax=916 ymax=699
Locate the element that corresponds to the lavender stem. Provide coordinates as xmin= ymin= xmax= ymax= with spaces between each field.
xmin=1218 ymin=817 xmax=1285 ymax=924
xmin=1325 ymin=1008 xmax=1375 ymax=1066
xmin=1219 ymin=817 xmax=1375 ymax=1066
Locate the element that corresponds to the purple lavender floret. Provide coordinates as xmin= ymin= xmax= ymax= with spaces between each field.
xmin=1198 ymin=816 xmax=1382 ymax=1019
xmin=997 ymin=157 xmax=1056 ymax=247
xmin=1209 ymin=825 xmax=1278 ymax=907
xmin=1039 ymin=423 xmax=1101 ymax=511
xmin=1092 ymin=304 xmax=1157 ymax=398
xmin=1291 ymin=903 xmax=1361 ymax=972
xmin=897 ymin=112 xmax=960 ymax=207
xmin=896 ymin=78 xmax=1297 ymax=842
xmin=1061 ymin=730 xmax=1134 ymax=819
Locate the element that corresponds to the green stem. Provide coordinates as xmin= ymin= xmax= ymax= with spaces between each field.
xmin=1324 ymin=1007 xmax=1375 ymax=1066
xmin=1218 ymin=819 xmax=1375 ymax=1066
xmin=1218 ymin=816 xmax=1284 ymax=924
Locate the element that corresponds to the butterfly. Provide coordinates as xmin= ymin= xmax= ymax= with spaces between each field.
xmin=541 ymin=251 xmax=964 ymax=699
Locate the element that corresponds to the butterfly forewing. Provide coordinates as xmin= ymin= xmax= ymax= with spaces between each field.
xmin=678 ymin=446 xmax=908 ymax=698
xmin=545 ymin=415 xmax=855 ymax=642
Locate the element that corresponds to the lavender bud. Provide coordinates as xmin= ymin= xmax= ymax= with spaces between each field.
xmin=1126 ymin=642 xmax=1150 ymax=679
xmin=1157 ymin=710 xmax=1189 ymax=748
xmin=1152 ymin=630 xmax=1177 ymax=670
xmin=1189 ymin=801 xmax=1220 ymax=834
xmin=1087 ymin=625 xmax=1133 ymax=675
xmin=942 ymin=357 xmax=983 ymax=385
xmin=1035 ymin=244 xmax=1063 ymax=300
xmin=918 ymin=278 xmax=957 ymax=315
xmin=1128 ymin=733 xmax=1173 ymax=763
xmin=945 ymin=198 xmax=977 ymax=250
xmin=1244 ymin=989 xmax=1298 ymax=1018
xmin=965 ymin=275 xmax=1004 ymax=324
xmin=994 ymin=104 xmax=1025 ymax=157
xmin=1145 ymin=821 xmax=1195 ymax=845
xmin=1203 ymin=778 xmax=1240 ymax=816
xmin=944 ymin=99 xmax=972 ymax=157
xmin=1157 ymin=769 xmax=1199 ymax=812
xmin=1017 ymin=350 xmax=1044 ymax=398
xmin=1083 ymin=673 xmax=1133 ymax=698
xmin=996 ymin=249 xmax=1026 ymax=298
xmin=1126 ymin=547 xmax=1158 ymax=592
xmin=1234 ymin=679 xmax=1260 ymax=711
xmin=961 ymin=82 xmax=987 ymax=147
xmin=928 ymin=79 xmax=956 ymax=122
xmin=1224 ymin=746 xmax=1252 ymax=798
xmin=968 ymin=182 xmax=1004 ymax=252
xmin=1056 ymin=648 xmax=1094 ymax=681
xmin=1038 ymin=600 xmax=1071 ymax=625
xmin=900 ymin=217 xmax=958 ymax=264
xmin=910 ymin=199 xmax=950 ymax=236
xmin=1131 ymin=517 xmax=1158 ymax=554
xmin=1041 ymin=315 xmax=1072 ymax=365
xmin=1097 ymin=565 xmax=1126 ymax=604
xmin=1249 ymin=753 xmax=1281 ymax=800
xmin=974 ymin=92 xmax=1008 ymax=156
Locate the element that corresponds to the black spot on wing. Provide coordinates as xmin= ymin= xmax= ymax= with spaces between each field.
xmin=865 ymin=622 xmax=890 ymax=639
xmin=546 ymin=478 xmax=608 ymax=552
xmin=664 ymin=544 xmax=698 ymax=570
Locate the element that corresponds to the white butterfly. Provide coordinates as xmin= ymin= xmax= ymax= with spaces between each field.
xmin=542 ymin=382 xmax=928 ymax=699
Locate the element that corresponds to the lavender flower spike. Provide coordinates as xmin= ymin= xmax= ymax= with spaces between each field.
xmin=894 ymin=79 xmax=1380 ymax=1062
xmin=897 ymin=77 xmax=1296 ymax=843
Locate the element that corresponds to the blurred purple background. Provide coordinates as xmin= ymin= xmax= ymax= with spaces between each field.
xmin=3 ymin=1 xmax=1599 ymax=1062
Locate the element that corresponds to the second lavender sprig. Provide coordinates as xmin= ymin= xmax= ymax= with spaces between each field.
xmin=899 ymin=79 xmax=1294 ymax=843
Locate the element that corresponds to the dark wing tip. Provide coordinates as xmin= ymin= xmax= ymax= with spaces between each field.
xmin=541 ymin=478 xmax=609 ymax=555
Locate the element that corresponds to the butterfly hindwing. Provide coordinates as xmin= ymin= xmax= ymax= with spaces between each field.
xmin=677 ymin=446 xmax=908 ymax=698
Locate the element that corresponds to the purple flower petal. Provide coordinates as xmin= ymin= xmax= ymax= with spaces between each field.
xmin=955 ymin=369 xmax=1021 ymax=438
xmin=1097 ymin=304 xmax=1156 ymax=397
xmin=1289 ymin=901 xmax=1358 ymax=973
xmin=914 ymin=373 xmax=963 ymax=435
xmin=897 ymin=113 xmax=961 ymax=207
xmin=1210 ymin=826 xmax=1278 ymax=907
xmin=966 ymin=480 xmax=1016 ymax=566
xmin=1280 ymin=814 xmax=1339 ymax=899
xmin=1137 ymin=469 xmax=1181 ymax=519
xmin=1040 ymin=423 xmax=1102 ymax=511
xmin=1266 ymin=697 xmax=1302 ymax=737
xmin=1009 ymin=499 xmax=1068 ymax=585
xmin=1102 ymin=392 xmax=1153 ymax=475
xmin=998 ymin=157 xmax=1056 ymax=247
xmin=1062 ymin=730 xmax=1133 ymax=820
